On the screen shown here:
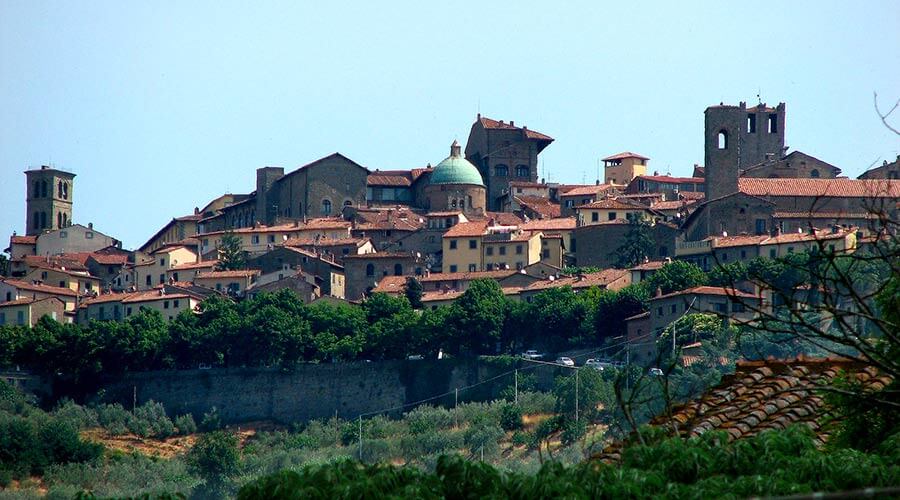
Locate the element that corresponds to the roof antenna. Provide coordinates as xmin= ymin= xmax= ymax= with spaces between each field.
xmin=757 ymin=89 xmax=762 ymax=105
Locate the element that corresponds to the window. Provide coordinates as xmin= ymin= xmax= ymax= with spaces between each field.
xmin=608 ymin=212 xmax=617 ymax=221
xmin=468 ymin=264 xmax=477 ymax=272
xmin=494 ymin=164 xmax=509 ymax=176
xmin=449 ymin=265 xmax=458 ymax=273
xmin=126 ymin=307 xmax=132 ymax=316
xmin=0 ymin=312 xmax=6 ymax=325
xmin=322 ymin=199 xmax=332 ymax=215
xmin=60 ymin=230 xmax=67 ymax=238
xmin=591 ymin=212 xmax=599 ymax=222
xmin=57 ymin=212 xmax=62 ymax=228
xmin=85 ymin=231 xmax=93 ymax=239
xmin=449 ymin=240 xmax=457 ymax=250
xmin=16 ymin=311 xmax=24 ymax=325
xmin=146 ymin=275 xmax=152 ymax=286
xmin=251 ymin=235 xmax=260 ymax=244
xmin=486 ymin=247 xmax=493 ymax=256
xmin=717 ymin=130 xmax=728 ymax=149
xmin=810 ymin=169 xmax=820 ymax=178
xmin=768 ymin=114 xmax=778 ymax=133
xmin=499 ymin=246 xmax=506 ymax=256
xmin=164 ymin=300 xmax=170 ymax=309
xmin=366 ymin=263 xmax=375 ymax=277
xmin=486 ymin=263 xmax=494 ymax=271
xmin=721 ymin=252 xmax=728 ymax=262
xmin=542 ymin=249 xmax=550 ymax=258
xmin=344 ymin=200 xmax=353 ymax=207
xmin=570 ymin=238 xmax=577 ymax=252
xmin=268 ymin=235 xmax=275 ymax=243
xmin=469 ymin=240 xmax=477 ymax=249
xmin=33 ymin=181 xmax=40 ymax=198
xmin=731 ymin=301 xmax=745 ymax=313
xmin=159 ymin=274 xmax=165 ymax=284
xmin=740 ymin=250 xmax=747 ymax=259
xmin=755 ymin=219 xmax=767 ymax=235
xmin=657 ymin=307 xmax=663 ymax=317
xmin=714 ymin=302 xmax=727 ymax=313
xmin=173 ymin=272 xmax=179 ymax=281
xmin=516 ymin=262 xmax=524 ymax=270
xmin=565 ymin=200 xmax=574 ymax=208
xmin=160 ymin=258 xmax=166 ymax=267
xmin=63 ymin=182 xmax=69 ymax=199
xmin=516 ymin=245 xmax=523 ymax=255
xmin=393 ymin=264 xmax=402 ymax=276
xmin=670 ymin=304 xmax=677 ymax=314
xmin=747 ymin=114 xmax=756 ymax=133
xmin=769 ymin=248 xmax=777 ymax=258
xmin=58 ymin=181 xmax=63 ymax=198
xmin=516 ymin=165 xmax=529 ymax=177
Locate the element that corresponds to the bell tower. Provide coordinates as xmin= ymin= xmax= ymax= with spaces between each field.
xmin=25 ymin=165 xmax=75 ymax=235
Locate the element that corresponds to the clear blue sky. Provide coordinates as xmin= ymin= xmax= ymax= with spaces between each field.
xmin=2 ymin=1 xmax=898 ymax=249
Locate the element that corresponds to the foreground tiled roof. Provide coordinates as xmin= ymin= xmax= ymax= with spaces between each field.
xmin=515 ymin=196 xmax=561 ymax=219
xmin=443 ymin=220 xmax=490 ymax=238
xmin=371 ymin=276 xmax=408 ymax=294
xmin=738 ymin=178 xmax=900 ymax=198
xmin=707 ymin=229 xmax=853 ymax=249
xmin=419 ymin=269 xmax=518 ymax=283
xmin=169 ymin=260 xmax=219 ymax=271
xmin=654 ymin=285 xmax=758 ymax=300
xmin=523 ymin=269 xmax=628 ymax=292
xmin=10 ymin=235 xmax=37 ymax=245
xmin=595 ymin=356 xmax=892 ymax=462
xmin=520 ymin=217 xmax=577 ymax=231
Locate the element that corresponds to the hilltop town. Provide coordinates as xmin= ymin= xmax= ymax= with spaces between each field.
xmin=3 ymin=101 xmax=898 ymax=349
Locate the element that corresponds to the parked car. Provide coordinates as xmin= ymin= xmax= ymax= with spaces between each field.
xmin=555 ymin=356 xmax=575 ymax=367
xmin=648 ymin=367 xmax=664 ymax=376
xmin=584 ymin=358 xmax=605 ymax=370
xmin=521 ymin=350 xmax=544 ymax=360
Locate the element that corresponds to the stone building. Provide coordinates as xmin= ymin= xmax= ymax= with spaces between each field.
xmin=573 ymin=220 xmax=679 ymax=269
xmin=218 ymin=153 xmax=369 ymax=229
xmin=24 ymin=165 xmax=75 ymax=236
xmin=858 ymin=155 xmax=900 ymax=180
xmin=424 ymin=141 xmax=487 ymax=215
xmin=704 ymin=102 xmax=786 ymax=201
xmin=246 ymin=246 xmax=345 ymax=299
xmin=464 ymin=116 xmax=553 ymax=211
xmin=342 ymin=252 xmax=424 ymax=300
xmin=741 ymin=151 xmax=840 ymax=179
xmin=603 ymin=152 xmax=649 ymax=186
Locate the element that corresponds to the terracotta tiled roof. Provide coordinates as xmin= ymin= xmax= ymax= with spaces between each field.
xmin=19 ymin=254 xmax=90 ymax=271
xmin=520 ymin=217 xmax=577 ymax=231
xmin=419 ymin=269 xmax=518 ymax=283
xmin=678 ymin=191 xmax=706 ymax=200
xmin=195 ymin=270 xmax=261 ymax=279
xmin=515 ymin=196 xmax=561 ymax=218
xmin=773 ymin=211 xmax=875 ymax=219
xmin=508 ymin=181 xmax=548 ymax=188
xmin=0 ymin=297 xmax=39 ymax=307
xmin=10 ymin=235 xmax=37 ymax=245
xmin=443 ymin=220 xmax=490 ymax=238
xmin=367 ymin=171 xmax=414 ymax=187
xmin=424 ymin=211 xmax=463 ymax=217
xmin=421 ymin=286 xmax=521 ymax=303
xmin=651 ymin=199 xmax=700 ymax=211
xmin=371 ymin=276 xmax=408 ymax=294
xmin=342 ymin=252 xmax=416 ymax=260
xmin=579 ymin=198 xmax=648 ymax=210
xmin=602 ymin=152 xmax=649 ymax=161
xmin=524 ymin=269 xmax=628 ymax=292
xmin=594 ymin=356 xmax=891 ymax=463
xmin=478 ymin=116 xmax=553 ymax=141
xmin=628 ymin=261 xmax=667 ymax=271
xmin=635 ymin=175 xmax=705 ymax=184
xmin=121 ymin=290 xmax=193 ymax=304
xmin=199 ymin=219 xmax=351 ymax=237
xmin=708 ymin=229 xmax=853 ymax=249
xmin=0 ymin=278 xmax=79 ymax=297
xmin=560 ymin=184 xmax=615 ymax=197
xmin=482 ymin=212 xmax=525 ymax=226
xmin=738 ymin=178 xmax=900 ymax=198
xmin=87 ymin=253 xmax=129 ymax=265
xmin=284 ymin=237 xmax=370 ymax=248
xmin=624 ymin=311 xmax=651 ymax=321
xmin=169 ymin=260 xmax=219 ymax=271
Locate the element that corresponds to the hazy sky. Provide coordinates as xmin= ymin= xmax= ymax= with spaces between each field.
xmin=2 ymin=1 xmax=898 ymax=249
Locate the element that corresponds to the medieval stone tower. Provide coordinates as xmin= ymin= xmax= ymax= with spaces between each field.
xmin=704 ymin=101 xmax=785 ymax=200
xmin=25 ymin=165 xmax=75 ymax=236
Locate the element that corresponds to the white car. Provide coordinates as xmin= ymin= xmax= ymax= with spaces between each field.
xmin=648 ymin=367 xmax=664 ymax=376
xmin=555 ymin=356 xmax=575 ymax=367
xmin=521 ymin=350 xmax=544 ymax=360
xmin=584 ymin=358 xmax=605 ymax=370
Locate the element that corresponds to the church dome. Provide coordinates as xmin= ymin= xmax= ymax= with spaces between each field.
xmin=430 ymin=140 xmax=485 ymax=186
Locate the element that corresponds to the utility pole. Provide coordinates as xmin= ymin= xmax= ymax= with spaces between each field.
xmin=455 ymin=388 xmax=459 ymax=428
xmin=514 ymin=369 xmax=518 ymax=405
xmin=575 ymin=369 xmax=580 ymax=423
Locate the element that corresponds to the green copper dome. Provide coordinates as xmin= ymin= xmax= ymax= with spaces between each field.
xmin=430 ymin=140 xmax=485 ymax=186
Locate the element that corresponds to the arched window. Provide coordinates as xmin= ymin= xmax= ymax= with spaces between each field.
xmin=41 ymin=180 xmax=48 ymax=198
xmin=450 ymin=199 xmax=457 ymax=209
xmin=393 ymin=264 xmax=403 ymax=276
xmin=33 ymin=212 xmax=40 ymax=230
xmin=40 ymin=211 xmax=47 ymax=229
xmin=810 ymin=169 xmax=820 ymax=178
xmin=717 ymin=130 xmax=728 ymax=150
xmin=344 ymin=200 xmax=352 ymax=207
xmin=58 ymin=181 xmax=63 ymax=198
xmin=516 ymin=165 xmax=529 ymax=177
xmin=494 ymin=164 xmax=509 ymax=177
xmin=322 ymin=199 xmax=332 ymax=215
xmin=62 ymin=213 xmax=68 ymax=227
xmin=63 ymin=182 xmax=69 ymax=199
xmin=366 ymin=263 xmax=375 ymax=277
xmin=57 ymin=212 xmax=62 ymax=228
xmin=33 ymin=181 xmax=40 ymax=198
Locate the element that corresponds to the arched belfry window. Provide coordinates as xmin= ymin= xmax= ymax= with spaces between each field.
xmin=58 ymin=181 xmax=63 ymax=198
xmin=494 ymin=164 xmax=509 ymax=177
xmin=516 ymin=165 xmax=529 ymax=177
xmin=810 ymin=169 xmax=820 ymax=178
xmin=717 ymin=130 xmax=728 ymax=150
xmin=322 ymin=199 xmax=332 ymax=215
xmin=63 ymin=182 xmax=69 ymax=199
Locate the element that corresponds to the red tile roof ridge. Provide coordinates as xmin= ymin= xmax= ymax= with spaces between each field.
xmin=195 ymin=269 xmax=261 ymax=278
xmin=654 ymin=285 xmax=758 ymax=300
xmin=0 ymin=278 xmax=79 ymax=297
xmin=602 ymin=151 xmax=650 ymax=161
xmin=10 ymin=235 xmax=37 ymax=245
xmin=738 ymin=178 xmax=900 ymax=198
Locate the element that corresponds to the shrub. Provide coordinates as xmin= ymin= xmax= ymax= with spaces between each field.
xmin=51 ymin=400 xmax=98 ymax=430
xmin=462 ymin=421 xmax=504 ymax=459
xmin=499 ymin=403 xmax=523 ymax=431
xmin=0 ymin=380 xmax=31 ymax=415
xmin=511 ymin=430 xmax=531 ymax=447
xmin=132 ymin=401 xmax=175 ymax=439
xmin=297 ymin=418 xmax=342 ymax=448
xmin=187 ymin=431 xmax=240 ymax=486
xmin=0 ymin=469 xmax=12 ymax=487
xmin=174 ymin=414 xmax=197 ymax=435
xmin=95 ymin=403 xmax=132 ymax=436
xmin=404 ymin=405 xmax=453 ymax=435
xmin=516 ymin=391 xmax=556 ymax=415
xmin=199 ymin=407 xmax=223 ymax=432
